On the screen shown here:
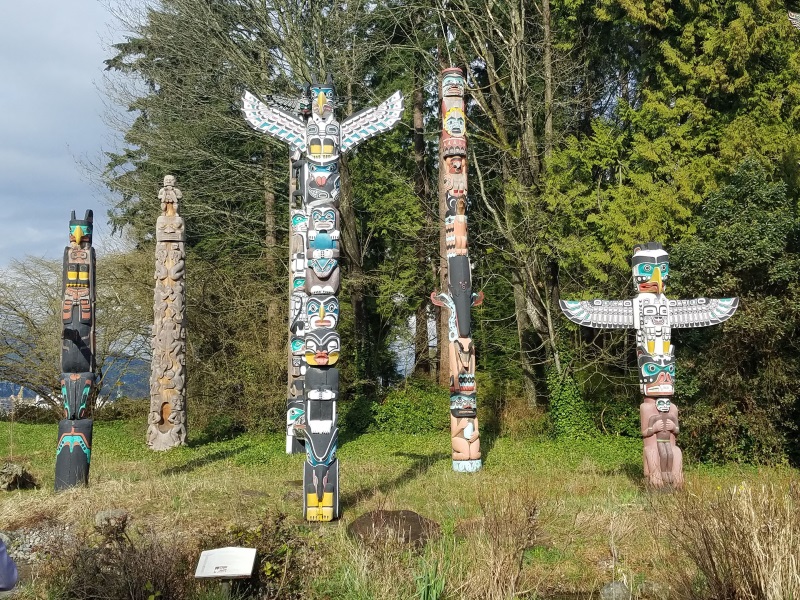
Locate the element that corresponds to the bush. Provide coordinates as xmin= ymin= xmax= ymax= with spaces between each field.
xmin=662 ymin=482 xmax=800 ymax=599
xmin=201 ymin=512 xmax=319 ymax=600
xmin=547 ymin=369 xmax=596 ymax=439
xmin=43 ymin=527 xmax=196 ymax=600
xmin=373 ymin=377 xmax=449 ymax=434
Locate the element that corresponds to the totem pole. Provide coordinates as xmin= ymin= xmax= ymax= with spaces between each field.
xmin=242 ymin=75 xmax=403 ymax=521
xmin=559 ymin=243 xmax=738 ymax=488
xmin=430 ymin=67 xmax=484 ymax=473
xmin=147 ymin=175 xmax=187 ymax=450
xmin=55 ymin=210 xmax=97 ymax=490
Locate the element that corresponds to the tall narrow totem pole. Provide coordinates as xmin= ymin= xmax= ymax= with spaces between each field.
xmin=431 ymin=67 xmax=484 ymax=473
xmin=559 ymin=242 xmax=738 ymax=488
xmin=242 ymin=76 xmax=404 ymax=521
xmin=55 ymin=210 xmax=97 ymax=490
xmin=147 ymin=175 xmax=187 ymax=450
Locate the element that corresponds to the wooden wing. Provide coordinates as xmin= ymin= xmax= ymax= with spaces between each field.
xmin=559 ymin=299 xmax=635 ymax=329
xmin=669 ymin=297 xmax=739 ymax=328
xmin=241 ymin=90 xmax=307 ymax=154
xmin=340 ymin=91 xmax=404 ymax=153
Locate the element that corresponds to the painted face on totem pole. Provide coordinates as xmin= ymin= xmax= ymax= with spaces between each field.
xmin=637 ymin=352 xmax=675 ymax=397
xmin=305 ymin=328 xmax=341 ymax=366
xmin=306 ymin=296 xmax=339 ymax=330
xmin=307 ymin=163 xmax=341 ymax=203
xmin=632 ymin=242 xmax=669 ymax=294
xmin=69 ymin=210 xmax=94 ymax=247
xmin=444 ymin=107 xmax=466 ymax=137
xmin=655 ymin=398 xmax=671 ymax=412
xmin=311 ymin=80 xmax=335 ymax=120
xmin=310 ymin=206 xmax=338 ymax=232
xmin=291 ymin=211 xmax=308 ymax=232
xmin=441 ymin=69 xmax=466 ymax=97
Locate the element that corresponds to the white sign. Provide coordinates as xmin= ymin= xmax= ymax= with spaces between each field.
xmin=194 ymin=547 xmax=257 ymax=579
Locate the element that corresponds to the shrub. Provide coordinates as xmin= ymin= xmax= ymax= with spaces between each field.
xmin=201 ymin=511 xmax=319 ymax=600
xmin=373 ymin=377 xmax=449 ymax=434
xmin=94 ymin=397 xmax=149 ymax=421
xmin=662 ymin=482 xmax=800 ymax=599
xmin=547 ymin=369 xmax=596 ymax=439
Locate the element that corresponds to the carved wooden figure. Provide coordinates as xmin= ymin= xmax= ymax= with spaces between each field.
xmin=55 ymin=210 xmax=97 ymax=490
xmin=147 ymin=175 xmax=187 ymax=450
xmin=430 ymin=67 xmax=485 ymax=473
xmin=559 ymin=242 xmax=738 ymax=489
xmin=243 ymin=75 xmax=404 ymax=521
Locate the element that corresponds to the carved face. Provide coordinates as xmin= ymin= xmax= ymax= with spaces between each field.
xmin=307 ymin=163 xmax=341 ymax=203
xmin=290 ymin=335 xmax=305 ymax=356
xmin=307 ymin=121 xmax=340 ymax=161
xmin=310 ymin=207 xmax=338 ymax=232
xmin=306 ymin=367 xmax=339 ymax=401
xmin=655 ymin=398 xmax=671 ymax=412
xmin=444 ymin=107 xmax=466 ymax=136
xmin=305 ymin=328 xmax=340 ymax=366
xmin=632 ymin=243 xmax=669 ymax=294
xmin=163 ymin=175 xmax=176 ymax=187
xmin=311 ymin=84 xmax=335 ymax=119
xmin=291 ymin=211 xmax=308 ymax=232
xmin=307 ymin=296 xmax=339 ymax=330
xmin=441 ymin=69 xmax=465 ymax=97
xmin=638 ymin=353 xmax=675 ymax=397
xmin=69 ymin=222 xmax=93 ymax=246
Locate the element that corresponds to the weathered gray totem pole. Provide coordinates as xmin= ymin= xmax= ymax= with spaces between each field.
xmin=431 ymin=67 xmax=484 ymax=473
xmin=147 ymin=175 xmax=187 ymax=450
xmin=559 ymin=243 xmax=738 ymax=488
xmin=55 ymin=210 xmax=97 ymax=490
xmin=242 ymin=76 xmax=403 ymax=521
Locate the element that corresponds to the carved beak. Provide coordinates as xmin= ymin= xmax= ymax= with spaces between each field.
xmin=651 ymin=267 xmax=663 ymax=294
xmin=317 ymin=91 xmax=326 ymax=114
xmin=73 ymin=226 xmax=83 ymax=245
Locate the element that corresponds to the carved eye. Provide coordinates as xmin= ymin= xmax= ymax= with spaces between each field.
xmin=326 ymin=124 xmax=339 ymax=135
xmin=643 ymin=264 xmax=652 ymax=273
xmin=325 ymin=300 xmax=338 ymax=313
xmin=307 ymin=299 xmax=320 ymax=313
xmin=323 ymin=210 xmax=335 ymax=221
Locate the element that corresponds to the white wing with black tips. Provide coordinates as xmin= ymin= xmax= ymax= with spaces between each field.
xmin=559 ymin=299 xmax=636 ymax=329
xmin=340 ymin=91 xmax=404 ymax=153
xmin=669 ymin=297 xmax=739 ymax=328
xmin=241 ymin=90 xmax=307 ymax=154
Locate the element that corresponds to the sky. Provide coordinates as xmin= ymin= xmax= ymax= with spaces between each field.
xmin=0 ymin=1 xmax=122 ymax=267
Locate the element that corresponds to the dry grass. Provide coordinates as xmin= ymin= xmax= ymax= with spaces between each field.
xmin=660 ymin=482 xmax=800 ymax=600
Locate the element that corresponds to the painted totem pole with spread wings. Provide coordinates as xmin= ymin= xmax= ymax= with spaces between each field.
xmin=560 ymin=242 xmax=738 ymax=488
xmin=431 ymin=67 xmax=484 ymax=473
xmin=242 ymin=75 xmax=403 ymax=521
xmin=55 ymin=210 xmax=98 ymax=490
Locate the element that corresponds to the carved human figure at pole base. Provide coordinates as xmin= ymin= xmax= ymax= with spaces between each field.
xmin=55 ymin=210 xmax=97 ymax=490
xmin=148 ymin=175 xmax=187 ymax=450
xmin=559 ymin=242 xmax=738 ymax=489
xmin=243 ymin=73 xmax=403 ymax=521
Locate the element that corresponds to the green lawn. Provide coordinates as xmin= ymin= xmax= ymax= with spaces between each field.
xmin=0 ymin=419 xmax=796 ymax=599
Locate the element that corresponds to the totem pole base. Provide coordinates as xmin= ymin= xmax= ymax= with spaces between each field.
xmin=146 ymin=423 xmax=187 ymax=451
xmin=303 ymin=460 xmax=339 ymax=522
xmin=55 ymin=418 xmax=93 ymax=490
xmin=452 ymin=459 xmax=482 ymax=473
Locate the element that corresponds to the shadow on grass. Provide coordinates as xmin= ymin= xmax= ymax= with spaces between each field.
xmin=603 ymin=459 xmax=646 ymax=490
xmin=160 ymin=444 xmax=251 ymax=476
xmin=340 ymin=450 xmax=450 ymax=510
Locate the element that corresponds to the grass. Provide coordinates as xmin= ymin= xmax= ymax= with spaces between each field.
xmin=1 ymin=419 xmax=798 ymax=599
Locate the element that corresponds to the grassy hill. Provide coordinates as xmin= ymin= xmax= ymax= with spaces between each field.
xmin=0 ymin=420 xmax=797 ymax=599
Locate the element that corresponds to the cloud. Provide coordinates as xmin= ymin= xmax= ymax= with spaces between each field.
xmin=0 ymin=1 xmax=117 ymax=266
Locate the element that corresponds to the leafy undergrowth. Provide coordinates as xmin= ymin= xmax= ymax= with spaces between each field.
xmin=0 ymin=420 xmax=798 ymax=599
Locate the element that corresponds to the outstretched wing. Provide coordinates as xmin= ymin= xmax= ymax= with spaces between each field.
xmin=241 ymin=90 xmax=306 ymax=154
xmin=559 ymin=299 xmax=635 ymax=329
xmin=340 ymin=91 xmax=404 ymax=153
xmin=669 ymin=297 xmax=738 ymax=328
